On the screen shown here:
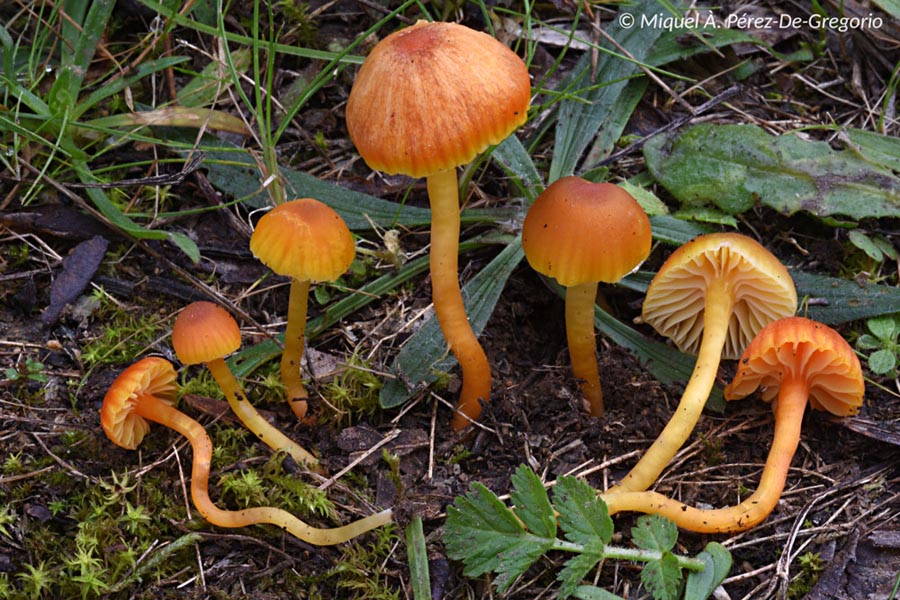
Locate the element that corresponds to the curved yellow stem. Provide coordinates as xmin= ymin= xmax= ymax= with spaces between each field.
xmin=609 ymin=278 xmax=734 ymax=493
xmin=283 ymin=278 xmax=311 ymax=420
xmin=206 ymin=358 xmax=321 ymax=471
xmin=134 ymin=393 xmax=392 ymax=545
xmin=566 ymin=282 xmax=604 ymax=417
xmin=427 ymin=169 xmax=492 ymax=430
xmin=602 ymin=378 xmax=808 ymax=533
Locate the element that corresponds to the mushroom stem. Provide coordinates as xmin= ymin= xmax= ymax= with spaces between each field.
xmin=133 ymin=392 xmax=393 ymax=545
xmin=205 ymin=358 xmax=321 ymax=471
xmin=565 ymin=281 xmax=604 ymax=417
xmin=601 ymin=376 xmax=808 ymax=533
xmin=283 ymin=278 xmax=311 ymax=420
xmin=610 ymin=278 xmax=734 ymax=493
xmin=427 ymin=168 xmax=492 ymax=430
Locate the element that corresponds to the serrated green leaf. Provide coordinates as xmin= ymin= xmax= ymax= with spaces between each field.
xmin=684 ymin=542 xmax=732 ymax=600
xmin=510 ymin=465 xmax=556 ymax=539
xmin=572 ymin=586 xmax=626 ymax=600
xmin=554 ymin=476 xmax=613 ymax=546
xmin=644 ymin=123 xmax=900 ymax=219
xmin=869 ymin=349 xmax=898 ymax=375
xmin=558 ymin=548 xmax=604 ymax=600
xmin=443 ymin=481 xmax=553 ymax=593
xmin=631 ymin=515 xmax=677 ymax=553
xmin=641 ymin=551 xmax=682 ymax=600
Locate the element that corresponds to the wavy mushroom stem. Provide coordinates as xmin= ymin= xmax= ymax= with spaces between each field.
xmin=427 ymin=169 xmax=492 ymax=430
xmin=283 ymin=278 xmax=312 ymax=420
xmin=133 ymin=393 xmax=393 ymax=545
xmin=601 ymin=377 xmax=808 ymax=533
xmin=205 ymin=358 xmax=321 ymax=471
xmin=566 ymin=281 xmax=604 ymax=417
xmin=609 ymin=278 xmax=734 ymax=494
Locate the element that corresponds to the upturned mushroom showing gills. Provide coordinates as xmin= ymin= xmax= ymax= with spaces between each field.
xmin=249 ymin=198 xmax=355 ymax=422
xmin=172 ymin=301 xmax=319 ymax=469
xmin=608 ymin=232 xmax=797 ymax=495
xmin=345 ymin=20 xmax=531 ymax=430
xmin=101 ymin=357 xmax=393 ymax=545
xmin=521 ymin=177 xmax=652 ymax=417
xmin=602 ymin=317 xmax=864 ymax=533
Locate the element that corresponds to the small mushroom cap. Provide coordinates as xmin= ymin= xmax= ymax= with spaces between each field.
xmin=250 ymin=198 xmax=355 ymax=282
xmin=101 ymin=357 xmax=178 ymax=450
xmin=172 ymin=301 xmax=241 ymax=366
xmin=346 ymin=20 xmax=531 ymax=178
xmin=724 ymin=316 xmax=864 ymax=416
xmin=522 ymin=177 xmax=652 ymax=287
xmin=641 ymin=232 xmax=797 ymax=359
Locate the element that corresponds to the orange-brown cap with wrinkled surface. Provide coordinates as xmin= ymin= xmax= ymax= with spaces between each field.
xmin=346 ymin=20 xmax=531 ymax=179
xmin=522 ymin=177 xmax=652 ymax=287
xmin=724 ymin=316 xmax=864 ymax=416
xmin=172 ymin=301 xmax=241 ymax=366
xmin=641 ymin=232 xmax=797 ymax=359
xmin=250 ymin=198 xmax=355 ymax=282
xmin=101 ymin=357 xmax=178 ymax=450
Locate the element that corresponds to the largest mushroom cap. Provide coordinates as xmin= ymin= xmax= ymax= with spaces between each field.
xmin=641 ymin=232 xmax=797 ymax=359
xmin=250 ymin=198 xmax=355 ymax=282
xmin=345 ymin=20 xmax=531 ymax=179
xmin=725 ymin=316 xmax=865 ymax=416
xmin=522 ymin=177 xmax=652 ymax=287
xmin=101 ymin=357 xmax=178 ymax=450
xmin=172 ymin=301 xmax=241 ymax=366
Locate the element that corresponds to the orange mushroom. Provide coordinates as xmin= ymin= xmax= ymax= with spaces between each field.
xmin=608 ymin=233 xmax=797 ymax=495
xmin=345 ymin=20 xmax=531 ymax=430
xmin=521 ymin=177 xmax=652 ymax=417
xmin=602 ymin=317 xmax=864 ymax=533
xmin=172 ymin=301 xmax=319 ymax=469
xmin=101 ymin=357 xmax=393 ymax=544
xmin=249 ymin=198 xmax=356 ymax=422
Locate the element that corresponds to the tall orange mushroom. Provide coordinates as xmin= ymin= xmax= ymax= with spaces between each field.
xmin=172 ymin=301 xmax=319 ymax=469
xmin=602 ymin=317 xmax=864 ymax=533
xmin=521 ymin=177 xmax=652 ymax=417
xmin=607 ymin=233 xmax=797 ymax=495
xmin=345 ymin=20 xmax=531 ymax=430
xmin=250 ymin=198 xmax=355 ymax=422
xmin=101 ymin=357 xmax=393 ymax=544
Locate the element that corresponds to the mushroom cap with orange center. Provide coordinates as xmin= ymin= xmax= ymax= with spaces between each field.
xmin=250 ymin=198 xmax=355 ymax=282
xmin=345 ymin=20 xmax=531 ymax=179
xmin=724 ymin=316 xmax=864 ymax=416
xmin=100 ymin=357 xmax=178 ymax=450
xmin=172 ymin=301 xmax=242 ymax=366
xmin=521 ymin=177 xmax=652 ymax=287
xmin=641 ymin=232 xmax=798 ymax=359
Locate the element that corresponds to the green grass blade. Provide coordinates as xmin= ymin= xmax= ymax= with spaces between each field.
xmin=380 ymin=238 xmax=524 ymax=409
xmin=549 ymin=0 xmax=665 ymax=181
xmin=406 ymin=516 xmax=431 ymax=600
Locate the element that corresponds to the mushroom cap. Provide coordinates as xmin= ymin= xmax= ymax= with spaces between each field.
xmin=724 ymin=316 xmax=864 ymax=416
xmin=249 ymin=198 xmax=355 ymax=282
xmin=172 ymin=301 xmax=241 ymax=366
xmin=522 ymin=177 xmax=652 ymax=287
xmin=345 ymin=20 xmax=531 ymax=178
xmin=100 ymin=357 xmax=178 ymax=450
xmin=641 ymin=232 xmax=797 ymax=359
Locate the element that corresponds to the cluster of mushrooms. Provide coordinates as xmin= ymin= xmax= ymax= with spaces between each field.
xmin=99 ymin=19 xmax=867 ymax=545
